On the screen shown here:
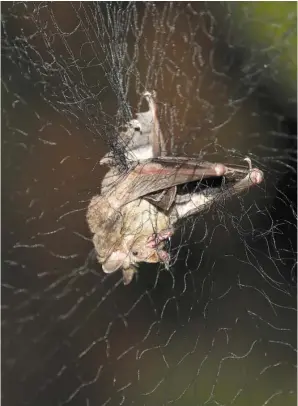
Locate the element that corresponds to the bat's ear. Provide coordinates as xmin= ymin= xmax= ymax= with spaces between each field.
xmin=102 ymin=251 xmax=127 ymax=274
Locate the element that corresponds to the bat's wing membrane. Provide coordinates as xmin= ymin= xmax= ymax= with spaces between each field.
xmin=143 ymin=186 xmax=177 ymax=211
xmin=105 ymin=157 xmax=250 ymax=209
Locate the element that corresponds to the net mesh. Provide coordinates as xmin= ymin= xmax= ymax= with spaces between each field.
xmin=2 ymin=2 xmax=297 ymax=406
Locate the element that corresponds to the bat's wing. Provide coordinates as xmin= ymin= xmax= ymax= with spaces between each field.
xmin=100 ymin=91 xmax=166 ymax=166
xmin=143 ymin=186 xmax=177 ymax=211
xmin=104 ymin=156 xmax=253 ymax=210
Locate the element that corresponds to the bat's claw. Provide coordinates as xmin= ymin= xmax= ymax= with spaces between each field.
xmin=244 ymin=157 xmax=252 ymax=170
xmin=147 ymin=229 xmax=174 ymax=248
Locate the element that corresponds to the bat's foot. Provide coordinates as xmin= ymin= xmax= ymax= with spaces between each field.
xmin=244 ymin=157 xmax=263 ymax=185
xmin=230 ymin=159 xmax=264 ymax=194
xmin=247 ymin=168 xmax=263 ymax=185
xmin=147 ymin=228 xmax=174 ymax=248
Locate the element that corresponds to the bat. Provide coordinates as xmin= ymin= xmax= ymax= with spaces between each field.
xmin=87 ymin=91 xmax=264 ymax=285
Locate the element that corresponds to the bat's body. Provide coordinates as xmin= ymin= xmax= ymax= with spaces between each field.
xmin=87 ymin=196 xmax=170 ymax=284
xmin=87 ymin=91 xmax=264 ymax=284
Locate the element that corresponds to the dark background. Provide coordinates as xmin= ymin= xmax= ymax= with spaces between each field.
xmin=2 ymin=3 xmax=296 ymax=406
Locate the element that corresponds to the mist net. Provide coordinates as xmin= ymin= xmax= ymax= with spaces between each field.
xmin=2 ymin=3 xmax=297 ymax=406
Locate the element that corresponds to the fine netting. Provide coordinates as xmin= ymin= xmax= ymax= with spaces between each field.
xmin=2 ymin=2 xmax=297 ymax=406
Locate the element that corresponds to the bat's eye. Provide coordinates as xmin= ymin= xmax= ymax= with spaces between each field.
xmin=132 ymin=250 xmax=139 ymax=256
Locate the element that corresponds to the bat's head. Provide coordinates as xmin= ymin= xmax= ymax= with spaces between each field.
xmin=100 ymin=234 xmax=170 ymax=284
xmin=101 ymin=239 xmax=168 ymax=269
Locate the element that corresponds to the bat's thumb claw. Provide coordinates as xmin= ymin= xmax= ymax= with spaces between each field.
xmin=142 ymin=90 xmax=156 ymax=100
xmin=244 ymin=157 xmax=252 ymax=169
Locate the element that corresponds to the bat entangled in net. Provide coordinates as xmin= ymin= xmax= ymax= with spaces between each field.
xmin=87 ymin=91 xmax=264 ymax=284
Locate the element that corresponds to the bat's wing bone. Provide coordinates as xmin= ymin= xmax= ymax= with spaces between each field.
xmin=106 ymin=157 xmax=262 ymax=209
